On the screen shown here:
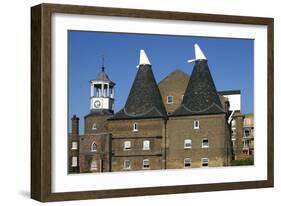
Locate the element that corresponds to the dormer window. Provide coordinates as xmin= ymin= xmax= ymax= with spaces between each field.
xmin=133 ymin=123 xmax=138 ymax=132
xmin=167 ymin=96 xmax=173 ymax=104
xmin=194 ymin=120 xmax=200 ymax=129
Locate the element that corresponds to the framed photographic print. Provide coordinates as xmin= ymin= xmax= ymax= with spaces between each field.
xmin=31 ymin=3 xmax=274 ymax=202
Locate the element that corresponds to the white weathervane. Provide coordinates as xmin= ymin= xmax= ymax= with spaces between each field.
xmin=137 ymin=49 xmax=151 ymax=68
xmin=188 ymin=43 xmax=207 ymax=63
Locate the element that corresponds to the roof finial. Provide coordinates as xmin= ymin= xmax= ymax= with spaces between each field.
xmin=188 ymin=43 xmax=207 ymax=63
xmin=137 ymin=49 xmax=151 ymax=68
xmin=101 ymin=55 xmax=105 ymax=72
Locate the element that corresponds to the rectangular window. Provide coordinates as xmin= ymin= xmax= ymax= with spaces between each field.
xmin=201 ymin=158 xmax=209 ymax=167
xmin=184 ymin=139 xmax=192 ymax=149
xmin=124 ymin=160 xmax=131 ymax=169
xmin=194 ymin=120 xmax=200 ymax=129
xmin=167 ymin=96 xmax=173 ymax=104
xmin=133 ymin=123 xmax=138 ymax=132
xmin=184 ymin=158 xmax=192 ymax=168
xmin=72 ymin=156 xmax=78 ymax=167
xmin=143 ymin=159 xmax=150 ymax=169
xmin=92 ymin=123 xmax=97 ymax=130
xmin=71 ymin=141 xmax=78 ymax=150
xmin=202 ymin=138 xmax=209 ymax=148
xmin=124 ymin=141 xmax=131 ymax=150
xmin=143 ymin=140 xmax=150 ymax=150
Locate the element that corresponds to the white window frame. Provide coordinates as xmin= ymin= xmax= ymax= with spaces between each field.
xmin=143 ymin=140 xmax=150 ymax=150
xmin=194 ymin=120 xmax=200 ymax=129
xmin=123 ymin=160 xmax=131 ymax=170
xmin=133 ymin=122 xmax=138 ymax=132
xmin=123 ymin=141 xmax=131 ymax=150
xmin=184 ymin=139 xmax=192 ymax=149
xmin=72 ymin=156 xmax=78 ymax=167
xmin=201 ymin=158 xmax=209 ymax=167
xmin=91 ymin=142 xmax=97 ymax=152
xmin=71 ymin=141 xmax=78 ymax=150
xmin=92 ymin=123 xmax=97 ymax=130
xmin=184 ymin=158 xmax=192 ymax=168
xmin=143 ymin=159 xmax=150 ymax=169
xmin=202 ymin=138 xmax=209 ymax=148
xmin=167 ymin=95 xmax=174 ymax=104
xmin=90 ymin=160 xmax=97 ymax=171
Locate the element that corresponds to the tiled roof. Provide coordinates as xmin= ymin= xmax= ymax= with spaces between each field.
xmin=171 ymin=60 xmax=224 ymax=116
xmin=111 ymin=64 xmax=167 ymax=120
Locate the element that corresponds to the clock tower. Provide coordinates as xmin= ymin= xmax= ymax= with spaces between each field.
xmin=90 ymin=65 xmax=115 ymax=112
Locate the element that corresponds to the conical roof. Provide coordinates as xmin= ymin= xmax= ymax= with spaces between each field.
xmin=172 ymin=44 xmax=224 ymax=116
xmin=112 ymin=50 xmax=167 ymax=120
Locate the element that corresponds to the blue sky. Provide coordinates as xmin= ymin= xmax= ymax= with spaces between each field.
xmin=68 ymin=31 xmax=254 ymax=134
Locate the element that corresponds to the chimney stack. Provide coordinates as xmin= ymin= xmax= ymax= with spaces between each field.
xmin=71 ymin=115 xmax=79 ymax=135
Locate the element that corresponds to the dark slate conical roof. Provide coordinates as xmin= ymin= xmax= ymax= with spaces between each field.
xmin=112 ymin=64 xmax=167 ymax=120
xmin=172 ymin=59 xmax=224 ymax=116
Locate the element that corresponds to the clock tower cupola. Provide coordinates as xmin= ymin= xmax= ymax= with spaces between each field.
xmin=89 ymin=59 xmax=115 ymax=113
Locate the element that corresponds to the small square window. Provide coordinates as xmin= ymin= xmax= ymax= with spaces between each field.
xmin=194 ymin=120 xmax=200 ymax=129
xmin=124 ymin=160 xmax=131 ymax=169
xmin=124 ymin=141 xmax=131 ymax=150
xmin=184 ymin=139 xmax=192 ymax=149
xmin=202 ymin=138 xmax=209 ymax=148
xmin=72 ymin=156 xmax=78 ymax=167
xmin=71 ymin=141 xmax=78 ymax=150
xmin=133 ymin=123 xmax=138 ymax=132
xmin=184 ymin=158 xmax=192 ymax=168
xmin=167 ymin=96 xmax=173 ymax=104
xmin=201 ymin=158 xmax=209 ymax=167
xmin=143 ymin=140 xmax=150 ymax=150
xmin=143 ymin=159 xmax=150 ymax=169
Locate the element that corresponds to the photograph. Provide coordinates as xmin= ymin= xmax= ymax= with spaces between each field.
xmin=67 ymin=31 xmax=254 ymax=174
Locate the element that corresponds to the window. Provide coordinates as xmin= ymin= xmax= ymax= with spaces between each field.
xmin=202 ymin=138 xmax=209 ymax=148
xmin=90 ymin=160 xmax=97 ymax=171
xmin=201 ymin=158 xmax=209 ymax=167
xmin=71 ymin=141 xmax=78 ymax=150
xmin=72 ymin=156 xmax=78 ymax=167
xmin=143 ymin=140 xmax=150 ymax=150
xmin=133 ymin=123 xmax=138 ymax=132
xmin=124 ymin=141 xmax=131 ymax=150
xmin=184 ymin=139 xmax=192 ymax=149
xmin=184 ymin=158 xmax=192 ymax=168
xmin=124 ymin=160 xmax=131 ymax=169
xmin=194 ymin=120 xmax=200 ymax=129
xmin=91 ymin=142 xmax=97 ymax=152
xmin=92 ymin=123 xmax=97 ymax=130
xmin=167 ymin=96 xmax=173 ymax=104
xmin=181 ymin=95 xmax=184 ymax=100
xmin=244 ymin=129 xmax=250 ymax=137
xmin=143 ymin=159 xmax=150 ymax=169
xmin=231 ymin=120 xmax=236 ymax=128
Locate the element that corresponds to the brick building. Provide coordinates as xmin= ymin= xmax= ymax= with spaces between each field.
xmin=68 ymin=44 xmax=253 ymax=173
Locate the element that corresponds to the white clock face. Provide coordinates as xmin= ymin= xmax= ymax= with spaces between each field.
xmin=94 ymin=100 xmax=101 ymax=108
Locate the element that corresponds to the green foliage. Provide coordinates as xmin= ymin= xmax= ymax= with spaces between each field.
xmin=230 ymin=159 xmax=254 ymax=166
